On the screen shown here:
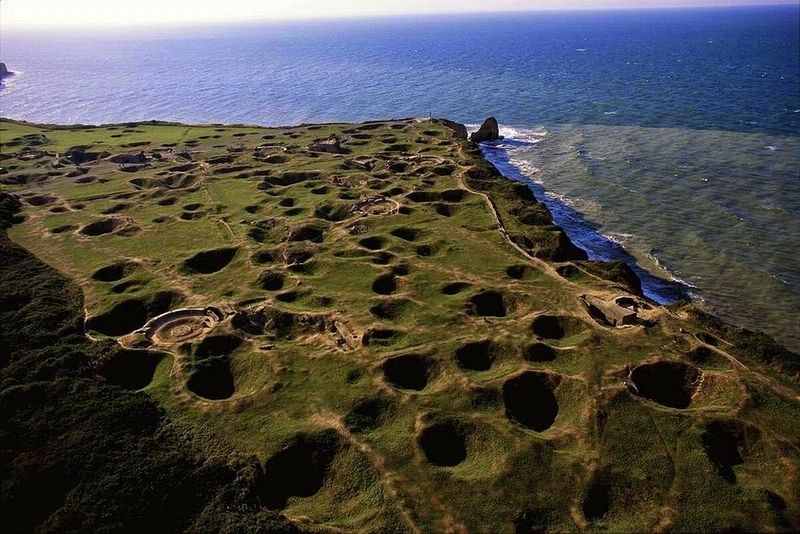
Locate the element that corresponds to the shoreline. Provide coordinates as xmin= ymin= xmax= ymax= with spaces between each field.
xmin=476 ymin=139 xmax=691 ymax=305
xmin=2 ymin=115 xmax=797 ymax=362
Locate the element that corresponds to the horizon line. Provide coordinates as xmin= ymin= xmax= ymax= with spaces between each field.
xmin=1 ymin=1 xmax=798 ymax=33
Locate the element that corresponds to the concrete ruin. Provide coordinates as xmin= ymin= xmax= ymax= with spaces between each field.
xmin=581 ymin=295 xmax=638 ymax=326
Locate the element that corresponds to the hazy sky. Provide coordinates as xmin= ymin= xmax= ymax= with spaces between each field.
xmin=1 ymin=0 xmax=797 ymax=30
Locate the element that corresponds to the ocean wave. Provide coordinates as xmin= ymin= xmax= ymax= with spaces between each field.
xmin=646 ymin=252 xmax=699 ymax=290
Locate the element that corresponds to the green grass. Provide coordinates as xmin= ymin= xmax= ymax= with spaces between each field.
xmin=2 ymin=117 xmax=799 ymax=532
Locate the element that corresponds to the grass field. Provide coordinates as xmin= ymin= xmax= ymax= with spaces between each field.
xmin=1 ymin=117 xmax=798 ymax=532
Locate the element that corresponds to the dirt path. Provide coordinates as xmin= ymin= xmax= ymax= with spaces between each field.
xmin=312 ymin=411 xmax=422 ymax=534
xmin=456 ymin=174 xmax=567 ymax=282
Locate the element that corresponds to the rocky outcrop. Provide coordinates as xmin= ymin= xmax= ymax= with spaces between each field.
xmin=309 ymin=138 xmax=343 ymax=154
xmin=434 ymin=118 xmax=468 ymax=141
xmin=0 ymin=63 xmax=12 ymax=80
xmin=470 ymin=117 xmax=501 ymax=144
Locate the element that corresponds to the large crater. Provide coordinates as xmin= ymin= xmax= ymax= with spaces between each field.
xmin=502 ymin=371 xmax=559 ymax=432
xmin=182 ymin=247 xmax=238 ymax=274
xmin=418 ymin=420 xmax=467 ymax=467
xmin=629 ymin=360 xmax=701 ymax=409
xmin=260 ymin=430 xmax=342 ymax=509
xmin=186 ymin=334 xmax=242 ymax=400
xmin=382 ymin=354 xmax=430 ymax=391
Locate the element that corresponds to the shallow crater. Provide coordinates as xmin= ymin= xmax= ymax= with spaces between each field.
xmin=91 ymin=261 xmax=139 ymax=282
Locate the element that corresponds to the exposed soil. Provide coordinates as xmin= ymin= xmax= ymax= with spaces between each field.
xmin=98 ymin=349 xmax=164 ymax=390
xmin=523 ymin=342 xmax=557 ymax=362
xmin=344 ymin=396 xmax=391 ymax=433
xmin=182 ymin=247 xmax=238 ymax=274
xmin=629 ymin=360 xmax=701 ymax=409
xmin=418 ymin=420 xmax=467 ymax=467
xmin=260 ymin=430 xmax=342 ymax=509
xmin=382 ymin=354 xmax=430 ymax=390
xmin=91 ymin=261 xmax=139 ymax=282
xmin=258 ymin=270 xmax=286 ymax=291
xmin=455 ymin=340 xmax=497 ymax=371
xmin=371 ymin=274 xmax=397 ymax=295
xmin=701 ymin=420 xmax=753 ymax=483
xmin=469 ymin=290 xmax=507 ymax=317
xmin=503 ymin=371 xmax=559 ymax=431
xmin=530 ymin=315 xmax=588 ymax=340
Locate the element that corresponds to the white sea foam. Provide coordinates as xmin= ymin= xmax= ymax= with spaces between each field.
xmin=604 ymin=232 xmax=634 ymax=246
xmin=647 ymin=252 xmax=699 ymax=289
xmin=765 ymin=145 xmax=779 ymax=151
xmin=603 ymin=110 xmax=619 ymax=115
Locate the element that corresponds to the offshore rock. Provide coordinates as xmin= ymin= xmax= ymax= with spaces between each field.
xmin=470 ymin=117 xmax=501 ymax=143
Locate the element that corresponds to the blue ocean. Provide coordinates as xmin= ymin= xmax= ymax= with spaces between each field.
xmin=1 ymin=5 xmax=799 ymax=348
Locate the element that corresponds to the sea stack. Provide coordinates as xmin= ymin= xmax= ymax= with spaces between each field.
xmin=470 ymin=116 xmax=501 ymax=143
xmin=0 ymin=62 xmax=12 ymax=80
